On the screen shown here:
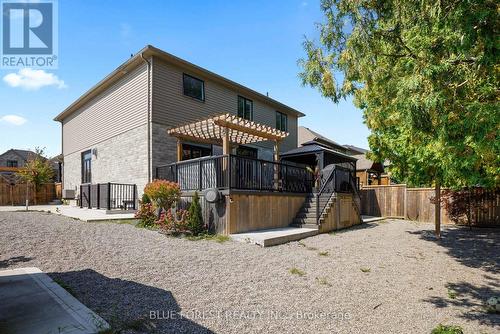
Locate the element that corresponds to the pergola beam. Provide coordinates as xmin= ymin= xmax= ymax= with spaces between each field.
xmin=167 ymin=113 xmax=288 ymax=147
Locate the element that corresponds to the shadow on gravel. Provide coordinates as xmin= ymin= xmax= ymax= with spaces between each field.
xmin=406 ymin=227 xmax=500 ymax=273
xmin=49 ymin=269 xmax=214 ymax=334
xmin=411 ymin=227 xmax=500 ymax=328
xmin=0 ymin=256 xmax=33 ymax=268
xmin=422 ymin=277 xmax=500 ymax=327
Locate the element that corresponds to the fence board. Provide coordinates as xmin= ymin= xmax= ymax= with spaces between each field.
xmin=361 ymin=185 xmax=499 ymax=226
xmin=0 ymin=183 xmax=57 ymax=206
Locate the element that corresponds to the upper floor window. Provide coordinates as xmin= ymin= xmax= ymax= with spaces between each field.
xmin=238 ymin=96 xmax=253 ymax=120
xmin=276 ymin=111 xmax=288 ymax=131
xmin=6 ymin=160 xmax=18 ymax=167
xmin=183 ymin=74 xmax=205 ymax=101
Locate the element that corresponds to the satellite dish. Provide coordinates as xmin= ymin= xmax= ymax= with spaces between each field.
xmin=204 ymin=188 xmax=221 ymax=203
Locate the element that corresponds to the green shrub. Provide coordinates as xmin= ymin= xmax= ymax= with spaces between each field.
xmin=187 ymin=192 xmax=205 ymax=235
xmin=141 ymin=193 xmax=151 ymax=204
xmin=143 ymin=180 xmax=180 ymax=212
xmin=431 ymin=324 xmax=464 ymax=334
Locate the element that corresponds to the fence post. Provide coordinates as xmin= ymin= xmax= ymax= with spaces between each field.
xmin=199 ymin=160 xmax=203 ymax=191
xmin=133 ymin=185 xmax=137 ymax=210
xmin=107 ymin=182 xmax=111 ymax=210
xmin=87 ymin=184 xmax=91 ymax=209
xmin=96 ymin=184 xmax=100 ymax=209
xmin=403 ymin=184 xmax=407 ymax=220
xmin=79 ymin=185 xmax=83 ymax=208
xmin=259 ymin=161 xmax=263 ymax=190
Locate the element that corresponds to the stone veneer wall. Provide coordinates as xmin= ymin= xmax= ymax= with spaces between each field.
xmin=63 ymin=124 xmax=149 ymax=196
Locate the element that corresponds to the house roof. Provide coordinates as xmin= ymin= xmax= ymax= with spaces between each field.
xmin=54 ymin=45 xmax=305 ymax=122
xmin=344 ymin=145 xmax=369 ymax=155
xmin=0 ymin=149 xmax=43 ymax=162
xmin=280 ymin=143 xmax=357 ymax=161
xmin=353 ymin=154 xmax=384 ymax=172
xmin=298 ymin=126 xmax=347 ymax=152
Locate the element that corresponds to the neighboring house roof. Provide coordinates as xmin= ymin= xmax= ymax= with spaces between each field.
xmin=54 ymin=45 xmax=305 ymax=122
xmin=281 ymin=143 xmax=357 ymax=161
xmin=298 ymin=126 xmax=347 ymax=153
xmin=344 ymin=144 xmax=369 ymax=155
xmin=353 ymin=154 xmax=384 ymax=172
xmin=48 ymin=154 xmax=63 ymax=163
xmin=0 ymin=149 xmax=43 ymax=164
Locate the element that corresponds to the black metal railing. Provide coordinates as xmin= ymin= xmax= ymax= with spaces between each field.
xmin=156 ymin=154 xmax=314 ymax=193
xmin=80 ymin=183 xmax=137 ymax=210
xmin=316 ymin=166 xmax=358 ymax=224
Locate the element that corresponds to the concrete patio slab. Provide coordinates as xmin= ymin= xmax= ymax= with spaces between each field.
xmin=0 ymin=205 xmax=136 ymax=222
xmin=361 ymin=215 xmax=385 ymax=223
xmin=230 ymin=227 xmax=318 ymax=247
xmin=0 ymin=267 xmax=109 ymax=334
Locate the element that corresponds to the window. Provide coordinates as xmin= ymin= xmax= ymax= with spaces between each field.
xmin=182 ymin=143 xmax=212 ymax=161
xmin=81 ymin=150 xmax=92 ymax=184
xmin=238 ymin=96 xmax=253 ymax=120
xmin=6 ymin=160 xmax=18 ymax=167
xmin=276 ymin=111 xmax=288 ymax=131
xmin=236 ymin=146 xmax=258 ymax=159
xmin=183 ymin=74 xmax=205 ymax=101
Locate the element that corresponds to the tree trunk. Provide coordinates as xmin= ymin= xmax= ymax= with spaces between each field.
xmin=435 ymin=182 xmax=441 ymax=238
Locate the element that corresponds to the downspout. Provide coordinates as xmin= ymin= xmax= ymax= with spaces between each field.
xmin=141 ymin=53 xmax=152 ymax=182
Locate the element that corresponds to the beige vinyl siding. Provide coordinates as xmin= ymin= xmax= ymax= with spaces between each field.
xmin=62 ymin=63 xmax=149 ymax=156
xmin=151 ymin=58 xmax=298 ymax=154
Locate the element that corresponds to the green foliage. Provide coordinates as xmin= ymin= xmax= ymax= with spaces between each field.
xmin=289 ymin=267 xmax=306 ymax=276
xmin=141 ymin=193 xmax=151 ymax=204
xmin=187 ymin=192 xmax=205 ymax=236
xmin=186 ymin=234 xmax=230 ymax=243
xmin=143 ymin=180 xmax=180 ymax=212
xmin=431 ymin=324 xmax=464 ymax=334
xmin=299 ymin=0 xmax=499 ymax=189
xmin=16 ymin=147 xmax=54 ymax=204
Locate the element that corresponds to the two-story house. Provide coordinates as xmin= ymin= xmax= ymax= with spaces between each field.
xmin=55 ymin=45 xmax=361 ymax=235
xmin=55 ymin=45 xmax=304 ymax=195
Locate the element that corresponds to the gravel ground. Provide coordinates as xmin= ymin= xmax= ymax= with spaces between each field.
xmin=0 ymin=212 xmax=498 ymax=334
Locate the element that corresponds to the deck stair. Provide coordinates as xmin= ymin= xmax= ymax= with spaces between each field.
xmin=290 ymin=192 xmax=336 ymax=229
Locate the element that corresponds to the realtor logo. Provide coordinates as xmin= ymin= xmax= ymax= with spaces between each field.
xmin=1 ymin=0 xmax=58 ymax=68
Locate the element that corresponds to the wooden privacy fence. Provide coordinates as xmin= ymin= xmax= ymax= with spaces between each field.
xmin=360 ymin=185 xmax=499 ymax=226
xmin=0 ymin=183 xmax=58 ymax=206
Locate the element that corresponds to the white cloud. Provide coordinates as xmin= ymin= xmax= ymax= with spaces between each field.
xmin=0 ymin=115 xmax=27 ymax=126
xmin=3 ymin=68 xmax=67 ymax=90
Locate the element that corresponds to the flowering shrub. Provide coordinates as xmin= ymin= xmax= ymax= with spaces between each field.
xmin=134 ymin=202 xmax=156 ymax=228
xmin=144 ymin=180 xmax=181 ymax=212
xmin=157 ymin=208 xmax=190 ymax=233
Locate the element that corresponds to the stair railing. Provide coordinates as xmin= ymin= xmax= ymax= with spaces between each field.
xmin=316 ymin=167 xmax=337 ymax=224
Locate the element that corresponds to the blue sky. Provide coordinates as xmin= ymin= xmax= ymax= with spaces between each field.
xmin=0 ymin=0 xmax=369 ymax=157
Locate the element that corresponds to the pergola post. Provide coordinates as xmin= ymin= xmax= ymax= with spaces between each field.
xmin=273 ymin=140 xmax=280 ymax=161
xmin=274 ymin=140 xmax=280 ymax=190
xmin=176 ymin=139 xmax=183 ymax=162
xmin=222 ymin=127 xmax=231 ymax=155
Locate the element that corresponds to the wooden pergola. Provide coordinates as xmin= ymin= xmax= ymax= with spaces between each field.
xmin=167 ymin=113 xmax=289 ymax=161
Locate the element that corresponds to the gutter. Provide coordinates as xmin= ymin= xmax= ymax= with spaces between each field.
xmin=141 ymin=52 xmax=152 ymax=183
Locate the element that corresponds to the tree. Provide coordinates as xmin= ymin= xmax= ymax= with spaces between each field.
xmin=16 ymin=148 xmax=54 ymax=205
xmin=188 ymin=192 xmax=205 ymax=235
xmin=299 ymin=0 xmax=499 ymax=236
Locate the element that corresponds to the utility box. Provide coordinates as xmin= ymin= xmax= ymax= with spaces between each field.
xmin=62 ymin=189 xmax=75 ymax=199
